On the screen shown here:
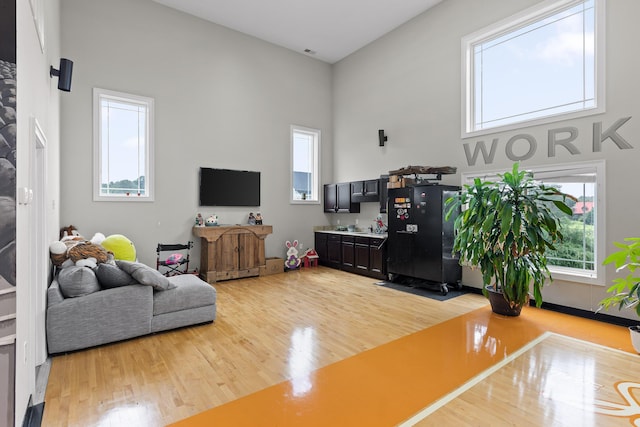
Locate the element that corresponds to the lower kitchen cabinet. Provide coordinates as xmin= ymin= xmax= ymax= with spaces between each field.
xmin=355 ymin=237 xmax=370 ymax=273
xmin=369 ymin=237 xmax=386 ymax=277
xmin=315 ymin=232 xmax=387 ymax=280
xmin=326 ymin=234 xmax=342 ymax=268
xmin=341 ymin=236 xmax=355 ymax=272
xmin=315 ymin=232 xmax=328 ymax=263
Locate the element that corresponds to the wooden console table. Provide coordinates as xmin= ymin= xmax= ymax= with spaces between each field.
xmin=192 ymin=225 xmax=273 ymax=283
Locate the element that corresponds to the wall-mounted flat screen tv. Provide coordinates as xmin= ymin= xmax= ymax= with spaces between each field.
xmin=199 ymin=168 xmax=261 ymax=207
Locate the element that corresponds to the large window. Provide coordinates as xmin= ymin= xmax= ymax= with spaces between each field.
xmin=291 ymin=125 xmax=320 ymax=204
xmin=462 ymin=0 xmax=604 ymax=138
xmin=462 ymin=161 xmax=605 ymax=284
xmin=93 ymin=88 xmax=154 ymax=201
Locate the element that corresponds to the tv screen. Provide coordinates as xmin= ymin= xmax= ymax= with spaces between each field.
xmin=199 ymin=168 xmax=261 ymax=207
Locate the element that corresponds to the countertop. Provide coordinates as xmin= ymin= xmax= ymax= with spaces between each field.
xmin=314 ymin=229 xmax=388 ymax=238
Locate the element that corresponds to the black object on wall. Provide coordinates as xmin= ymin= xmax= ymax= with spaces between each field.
xmin=199 ymin=167 xmax=261 ymax=207
xmin=50 ymin=58 xmax=74 ymax=92
xmin=378 ymin=129 xmax=387 ymax=146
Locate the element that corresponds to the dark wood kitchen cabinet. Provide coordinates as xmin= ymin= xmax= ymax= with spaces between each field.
xmin=315 ymin=232 xmax=328 ymax=264
xmin=314 ymin=232 xmax=387 ymax=280
xmin=379 ymin=175 xmax=389 ymax=213
xmin=369 ymin=237 xmax=387 ymax=278
xmin=354 ymin=237 xmax=371 ymax=273
xmin=326 ymin=234 xmax=342 ymax=268
xmin=341 ymin=235 xmax=355 ymax=272
xmin=324 ymin=183 xmax=360 ymax=213
xmin=351 ymin=179 xmax=380 ymax=203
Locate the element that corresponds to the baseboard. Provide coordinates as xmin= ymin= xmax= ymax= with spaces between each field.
xmin=538 ymin=301 xmax=637 ymax=327
xmin=461 ymin=284 xmax=636 ymax=327
xmin=21 ymin=396 xmax=44 ymax=427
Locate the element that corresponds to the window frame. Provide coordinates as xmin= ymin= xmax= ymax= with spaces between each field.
xmin=290 ymin=125 xmax=321 ymax=205
xmin=93 ymin=88 xmax=155 ymax=202
xmin=461 ymin=0 xmax=606 ymax=139
xmin=461 ymin=160 xmax=606 ymax=285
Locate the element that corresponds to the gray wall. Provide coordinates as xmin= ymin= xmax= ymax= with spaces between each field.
xmin=60 ymin=0 xmax=333 ymax=267
xmin=332 ymin=0 xmax=640 ymax=319
xmin=60 ymin=0 xmax=640 ymax=320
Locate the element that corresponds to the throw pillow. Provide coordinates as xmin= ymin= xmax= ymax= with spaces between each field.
xmin=116 ymin=260 xmax=175 ymax=291
xmin=94 ymin=263 xmax=136 ymax=289
xmin=57 ymin=266 xmax=101 ymax=298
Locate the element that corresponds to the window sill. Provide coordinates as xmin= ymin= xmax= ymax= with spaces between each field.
xmin=93 ymin=196 xmax=154 ymax=202
xmin=290 ymin=200 xmax=320 ymax=205
xmin=549 ymin=267 xmax=603 ymax=286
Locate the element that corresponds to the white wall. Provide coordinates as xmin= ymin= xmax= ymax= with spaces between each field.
xmin=59 ymin=0 xmax=333 ymax=267
xmin=332 ymin=0 xmax=640 ymax=320
xmin=15 ymin=0 xmax=61 ymax=423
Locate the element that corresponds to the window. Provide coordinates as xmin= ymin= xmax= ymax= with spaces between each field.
xmin=93 ymin=88 xmax=154 ymax=201
xmin=462 ymin=161 xmax=605 ymax=284
xmin=291 ymin=125 xmax=320 ymax=204
xmin=462 ymin=0 xmax=604 ymax=138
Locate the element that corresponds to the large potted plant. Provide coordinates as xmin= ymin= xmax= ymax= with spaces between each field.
xmin=598 ymin=238 xmax=640 ymax=352
xmin=445 ymin=163 xmax=573 ymax=316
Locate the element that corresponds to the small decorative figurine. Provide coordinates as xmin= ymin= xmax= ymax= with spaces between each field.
xmin=195 ymin=213 xmax=204 ymax=227
xmin=205 ymin=214 xmax=219 ymax=227
xmin=248 ymin=212 xmax=256 ymax=225
xmin=284 ymin=240 xmax=301 ymax=270
xmin=255 ymin=212 xmax=263 ymax=225
xmin=375 ymin=214 xmax=387 ymax=234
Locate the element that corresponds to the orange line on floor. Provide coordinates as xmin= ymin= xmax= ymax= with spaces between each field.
xmin=169 ymin=306 xmax=633 ymax=427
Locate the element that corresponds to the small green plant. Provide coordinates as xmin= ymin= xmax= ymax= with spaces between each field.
xmin=445 ymin=162 xmax=573 ymax=311
xmin=598 ymin=238 xmax=640 ymax=315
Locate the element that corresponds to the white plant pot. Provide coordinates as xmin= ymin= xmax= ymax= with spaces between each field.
xmin=629 ymin=326 xmax=640 ymax=353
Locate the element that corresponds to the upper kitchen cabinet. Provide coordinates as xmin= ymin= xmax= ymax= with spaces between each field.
xmin=324 ymin=183 xmax=360 ymax=213
xmin=379 ymin=175 xmax=389 ymax=213
xmin=351 ymin=179 xmax=380 ymax=203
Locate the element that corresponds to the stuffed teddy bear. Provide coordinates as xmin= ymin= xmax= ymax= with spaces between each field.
xmin=50 ymin=225 xmax=109 ymax=269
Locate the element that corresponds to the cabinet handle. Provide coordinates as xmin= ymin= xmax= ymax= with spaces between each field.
xmin=375 ymin=238 xmax=387 ymax=250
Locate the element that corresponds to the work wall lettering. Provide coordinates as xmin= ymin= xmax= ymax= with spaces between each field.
xmin=463 ymin=116 xmax=633 ymax=166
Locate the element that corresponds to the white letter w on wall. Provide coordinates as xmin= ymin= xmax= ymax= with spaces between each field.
xmin=463 ymin=139 xmax=499 ymax=166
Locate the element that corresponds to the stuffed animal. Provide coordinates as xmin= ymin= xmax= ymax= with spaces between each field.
xmin=284 ymin=240 xmax=301 ymax=270
xmin=60 ymin=224 xmax=81 ymax=239
xmin=101 ymin=234 xmax=137 ymax=261
xmin=50 ymin=226 xmax=109 ymax=268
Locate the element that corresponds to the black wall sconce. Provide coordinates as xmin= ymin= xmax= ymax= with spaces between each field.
xmin=378 ymin=129 xmax=388 ymax=146
xmin=50 ymin=58 xmax=74 ymax=92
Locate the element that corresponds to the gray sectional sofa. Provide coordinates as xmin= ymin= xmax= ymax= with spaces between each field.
xmin=46 ymin=263 xmax=216 ymax=354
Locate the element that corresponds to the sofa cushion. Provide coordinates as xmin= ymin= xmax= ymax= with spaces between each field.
xmin=94 ymin=263 xmax=136 ymax=289
xmin=153 ymin=274 xmax=216 ymax=316
xmin=57 ymin=266 xmax=101 ymax=298
xmin=116 ymin=260 xmax=176 ymax=291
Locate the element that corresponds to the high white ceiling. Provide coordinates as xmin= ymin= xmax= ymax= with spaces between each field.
xmin=152 ymin=0 xmax=443 ymax=63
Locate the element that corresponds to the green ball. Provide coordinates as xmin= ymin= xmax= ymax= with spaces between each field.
xmin=101 ymin=234 xmax=136 ymax=261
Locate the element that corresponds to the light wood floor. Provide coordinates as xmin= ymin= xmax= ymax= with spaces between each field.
xmin=43 ymin=267 xmax=488 ymax=426
xmin=416 ymin=333 xmax=640 ymax=426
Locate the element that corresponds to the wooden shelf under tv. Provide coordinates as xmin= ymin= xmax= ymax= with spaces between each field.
xmin=192 ymin=225 xmax=273 ymax=283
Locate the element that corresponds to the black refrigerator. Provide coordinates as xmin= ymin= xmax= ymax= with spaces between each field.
xmin=387 ymin=184 xmax=461 ymax=294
